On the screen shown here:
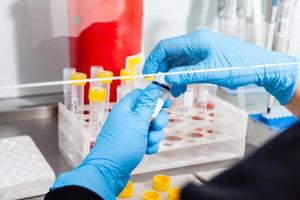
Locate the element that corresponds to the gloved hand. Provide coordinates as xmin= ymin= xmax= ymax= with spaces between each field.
xmin=51 ymin=85 xmax=170 ymax=200
xmin=143 ymin=29 xmax=299 ymax=105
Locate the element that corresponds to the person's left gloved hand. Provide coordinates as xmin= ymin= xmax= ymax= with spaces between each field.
xmin=51 ymin=85 xmax=170 ymax=200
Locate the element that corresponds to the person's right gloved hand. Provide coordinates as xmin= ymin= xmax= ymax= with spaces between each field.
xmin=50 ymin=85 xmax=170 ymax=200
xmin=143 ymin=29 xmax=299 ymax=105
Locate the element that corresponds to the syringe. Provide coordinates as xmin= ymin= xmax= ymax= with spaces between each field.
xmin=63 ymin=68 xmax=76 ymax=110
xmin=88 ymin=87 xmax=106 ymax=139
xmin=97 ymin=70 xmax=113 ymax=110
xmin=117 ymin=69 xmax=136 ymax=101
xmin=70 ymin=72 xmax=87 ymax=120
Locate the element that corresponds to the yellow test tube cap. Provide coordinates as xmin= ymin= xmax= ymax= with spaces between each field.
xmin=142 ymin=190 xmax=160 ymax=200
xmin=70 ymin=72 xmax=87 ymax=86
xmin=97 ymin=70 xmax=114 ymax=84
xmin=144 ymin=75 xmax=154 ymax=81
xmin=120 ymin=68 xmax=135 ymax=81
xmin=126 ymin=54 xmax=141 ymax=72
xmin=88 ymin=87 xmax=106 ymax=102
xmin=168 ymin=187 xmax=181 ymax=200
xmin=152 ymin=174 xmax=171 ymax=192
xmin=118 ymin=180 xmax=134 ymax=198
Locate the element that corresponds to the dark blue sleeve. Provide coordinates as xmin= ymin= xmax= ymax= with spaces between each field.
xmin=44 ymin=186 xmax=103 ymax=200
xmin=182 ymin=122 xmax=300 ymax=200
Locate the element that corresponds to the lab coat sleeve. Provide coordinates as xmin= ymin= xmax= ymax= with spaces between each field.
xmin=44 ymin=186 xmax=103 ymax=200
xmin=181 ymin=122 xmax=300 ymax=200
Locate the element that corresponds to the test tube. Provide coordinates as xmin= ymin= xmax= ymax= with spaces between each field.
xmin=139 ymin=75 xmax=154 ymax=89
xmin=90 ymin=66 xmax=103 ymax=88
xmin=97 ymin=70 xmax=113 ymax=109
xmin=197 ymin=85 xmax=209 ymax=114
xmin=217 ymin=0 xmax=238 ymax=36
xmin=273 ymin=0 xmax=297 ymax=52
xmin=117 ymin=69 xmax=136 ymax=101
xmin=88 ymin=87 xmax=106 ymax=139
xmin=151 ymin=74 xmax=172 ymax=119
xmin=63 ymin=68 xmax=75 ymax=110
xmin=181 ymin=85 xmax=195 ymax=113
xmin=70 ymin=72 xmax=87 ymax=120
xmin=207 ymin=85 xmax=217 ymax=112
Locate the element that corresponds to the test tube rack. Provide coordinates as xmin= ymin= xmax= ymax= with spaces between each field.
xmin=58 ymin=94 xmax=248 ymax=174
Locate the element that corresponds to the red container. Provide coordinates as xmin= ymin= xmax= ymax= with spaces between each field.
xmin=68 ymin=0 xmax=143 ymax=102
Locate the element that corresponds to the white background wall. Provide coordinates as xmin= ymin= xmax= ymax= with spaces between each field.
xmin=0 ymin=0 xmax=300 ymax=99
xmin=0 ymin=0 xmax=69 ymax=98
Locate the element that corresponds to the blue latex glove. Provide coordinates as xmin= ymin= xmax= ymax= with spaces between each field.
xmin=51 ymin=85 xmax=170 ymax=199
xmin=143 ymin=29 xmax=299 ymax=105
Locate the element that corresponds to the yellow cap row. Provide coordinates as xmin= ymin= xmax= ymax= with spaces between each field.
xmin=69 ymin=71 xmax=114 ymax=86
xmin=88 ymin=87 xmax=106 ymax=102
xmin=119 ymin=174 xmax=181 ymax=200
xmin=70 ymin=68 xmax=139 ymax=86
xmin=97 ymin=70 xmax=114 ymax=84
xmin=142 ymin=188 xmax=181 ymax=200
xmin=70 ymin=72 xmax=87 ymax=86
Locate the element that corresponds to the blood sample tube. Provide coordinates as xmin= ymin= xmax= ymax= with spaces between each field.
xmin=63 ymin=67 xmax=76 ymax=110
xmin=90 ymin=66 xmax=103 ymax=88
xmin=117 ymin=69 xmax=136 ymax=101
xmin=88 ymin=87 xmax=106 ymax=139
xmin=197 ymin=85 xmax=209 ymax=113
xmin=181 ymin=85 xmax=195 ymax=113
xmin=97 ymin=70 xmax=113 ymax=109
xmin=70 ymin=72 xmax=87 ymax=120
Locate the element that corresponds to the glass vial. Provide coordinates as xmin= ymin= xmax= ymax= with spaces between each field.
xmin=151 ymin=74 xmax=172 ymax=119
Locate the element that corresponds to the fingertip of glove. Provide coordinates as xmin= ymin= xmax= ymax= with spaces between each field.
xmin=163 ymin=98 xmax=172 ymax=108
xmin=152 ymin=111 xmax=169 ymax=130
xmin=165 ymin=73 xmax=181 ymax=85
xmin=146 ymin=144 xmax=159 ymax=155
xmin=142 ymin=67 xmax=150 ymax=75
xmin=144 ymin=85 xmax=160 ymax=98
